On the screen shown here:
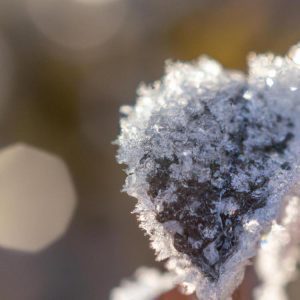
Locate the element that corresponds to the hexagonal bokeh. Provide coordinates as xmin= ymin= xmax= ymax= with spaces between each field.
xmin=0 ymin=143 xmax=77 ymax=252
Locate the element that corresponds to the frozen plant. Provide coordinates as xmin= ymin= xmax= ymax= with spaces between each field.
xmin=110 ymin=267 xmax=176 ymax=300
xmin=254 ymin=192 xmax=300 ymax=300
xmin=116 ymin=42 xmax=300 ymax=299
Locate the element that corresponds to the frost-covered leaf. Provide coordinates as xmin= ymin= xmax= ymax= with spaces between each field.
xmin=116 ymin=43 xmax=300 ymax=299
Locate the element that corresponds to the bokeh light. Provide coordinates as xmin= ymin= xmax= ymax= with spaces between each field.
xmin=0 ymin=143 xmax=76 ymax=252
xmin=26 ymin=0 xmax=128 ymax=51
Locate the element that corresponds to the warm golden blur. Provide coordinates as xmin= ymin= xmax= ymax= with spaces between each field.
xmin=0 ymin=0 xmax=299 ymax=299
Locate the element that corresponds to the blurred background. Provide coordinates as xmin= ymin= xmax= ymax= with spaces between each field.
xmin=0 ymin=0 xmax=300 ymax=299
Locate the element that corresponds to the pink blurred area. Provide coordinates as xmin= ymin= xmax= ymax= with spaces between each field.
xmin=0 ymin=0 xmax=299 ymax=299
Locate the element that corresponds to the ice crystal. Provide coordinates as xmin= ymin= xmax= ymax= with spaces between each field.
xmin=116 ymin=43 xmax=300 ymax=299
xmin=254 ymin=186 xmax=300 ymax=300
xmin=110 ymin=267 xmax=176 ymax=300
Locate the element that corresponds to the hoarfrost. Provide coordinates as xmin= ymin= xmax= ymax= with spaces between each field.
xmin=255 ymin=187 xmax=300 ymax=300
xmin=110 ymin=267 xmax=176 ymax=300
xmin=116 ymin=43 xmax=300 ymax=299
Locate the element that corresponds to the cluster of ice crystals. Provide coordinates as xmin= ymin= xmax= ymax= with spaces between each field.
xmin=110 ymin=267 xmax=176 ymax=300
xmin=255 ymin=186 xmax=300 ymax=300
xmin=116 ymin=43 xmax=300 ymax=300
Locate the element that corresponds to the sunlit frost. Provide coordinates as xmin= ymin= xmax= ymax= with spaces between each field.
xmin=116 ymin=43 xmax=300 ymax=300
